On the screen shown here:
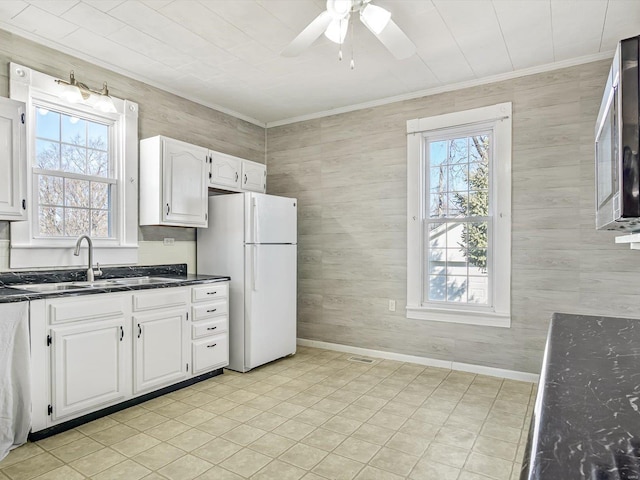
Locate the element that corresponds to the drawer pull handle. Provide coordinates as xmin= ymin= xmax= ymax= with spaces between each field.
xmin=206 ymin=291 xmax=217 ymax=295
xmin=138 ymin=324 xmax=142 ymax=338
xmin=207 ymin=326 xmax=217 ymax=331
xmin=207 ymin=343 xmax=217 ymax=348
xmin=120 ymin=326 xmax=124 ymax=342
xmin=207 ymin=309 xmax=217 ymax=313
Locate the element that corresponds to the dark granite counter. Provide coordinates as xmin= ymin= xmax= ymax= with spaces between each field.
xmin=521 ymin=312 xmax=640 ymax=480
xmin=0 ymin=264 xmax=229 ymax=303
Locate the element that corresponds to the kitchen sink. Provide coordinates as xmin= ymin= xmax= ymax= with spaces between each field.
xmin=9 ymin=283 xmax=92 ymax=293
xmin=109 ymin=276 xmax=182 ymax=285
xmin=7 ymin=276 xmax=183 ymax=294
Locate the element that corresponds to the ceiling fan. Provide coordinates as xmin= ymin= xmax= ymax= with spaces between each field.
xmin=281 ymin=0 xmax=416 ymax=60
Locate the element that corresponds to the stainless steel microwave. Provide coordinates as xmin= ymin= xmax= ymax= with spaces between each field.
xmin=595 ymin=35 xmax=640 ymax=231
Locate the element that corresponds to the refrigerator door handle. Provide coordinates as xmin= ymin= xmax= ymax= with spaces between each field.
xmin=252 ymin=245 xmax=258 ymax=291
xmin=252 ymin=196 xmax=259 ymax=244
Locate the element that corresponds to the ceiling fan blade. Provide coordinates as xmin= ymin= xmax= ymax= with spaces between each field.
xmin=281 ymin=11 xmax=333 ymax=57
xmin=363 ymin=17 xmax=416 ymax=60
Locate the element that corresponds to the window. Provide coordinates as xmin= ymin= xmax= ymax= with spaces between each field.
xmin=34 ymin=107 xmax=114 ymax=238
xmin=406 ymin=103 xmax=512 ymax=327
xmin=9 ymin=62 xmax=139 ymax=269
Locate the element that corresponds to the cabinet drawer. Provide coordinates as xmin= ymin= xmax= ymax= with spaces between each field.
xmin=192 ymin=334 xmax=228 ymax=374
xmin=49 ymin=294 xmax=127 ymax=324
xmin=133 ymin=288 xmax=188 ymax=311
xmin=192 ymin=284 xmax=228 ymax=302
xmin=191 ymin=300 xmax=227 ymax=321
xmin=192 ymin=317 xmax=228 ymax=339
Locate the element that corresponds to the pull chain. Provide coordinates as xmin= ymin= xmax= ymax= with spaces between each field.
xmin=350 ymin=14 xmax=355 ymax=69
xmin=338 ymin=18 xmax=343 ymax=61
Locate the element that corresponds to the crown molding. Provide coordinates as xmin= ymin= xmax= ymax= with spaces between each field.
xmin=266 ymin=51 xmax=614 ymax=128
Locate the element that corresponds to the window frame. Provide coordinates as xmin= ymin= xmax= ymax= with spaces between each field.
xmin=406 ymin=103 xmax=512 ymax=328
xmin=32 ymin=99 xmax=118 ymax=240
xmin=9 ymin=62 xmax=139 ymax=269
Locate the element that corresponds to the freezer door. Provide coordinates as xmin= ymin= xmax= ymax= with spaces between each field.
xmin=244 ymin=244 xmax=297 ymax=370
xmin=245 ymin=193 xmax=297 ymax=244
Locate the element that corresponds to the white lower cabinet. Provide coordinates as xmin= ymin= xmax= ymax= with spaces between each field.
xmin=30 ymin=282 xmax=230 ymax=434
xmin=50 ymin=317 xmax=127 ymax=421
xmin=134 ymin=309 xmax=188 ymax=393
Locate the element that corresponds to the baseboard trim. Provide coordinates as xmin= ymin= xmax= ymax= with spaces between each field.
xmin=297 ymin=338 xmax=539 ymax=383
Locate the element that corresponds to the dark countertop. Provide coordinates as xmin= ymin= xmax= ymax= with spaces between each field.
xmin=0 ymin=264 xmax=229 ymax=303
xmin=521 ymin=312 xmax=640 ymax=480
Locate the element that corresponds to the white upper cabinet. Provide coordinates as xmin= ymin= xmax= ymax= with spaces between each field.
xmin=242 ymin=160 xmax=266 ymax=193
xmin=209 ymin=151 xmax=266 ymax=194
xmin=0 ymin=97 xmax=26 ymax=221
xmin=140 ymin=136 xmax=208 ymax=227
xmin=210 ymin=151 xmax=241 ymax=190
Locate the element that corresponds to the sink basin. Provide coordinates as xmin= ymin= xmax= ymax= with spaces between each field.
xmin=7 ymin=276 xmax=183 ymax=294
xmin=112 ymin=276 xmax=182 ymax=285
xmin=9 ymin=283 xmax=92 ymax=293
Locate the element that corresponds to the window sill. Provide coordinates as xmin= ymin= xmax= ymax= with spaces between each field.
xmin=9 ymin=244 xmax=138 ymax=269
xmin=406 ymin=305 xmax=511 ymax=328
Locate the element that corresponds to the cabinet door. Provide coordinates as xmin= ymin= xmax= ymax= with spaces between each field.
xmin=242 ymin=160 xmax=266 ymax=193
xmin=210 ymin=152 xmax=240 ymax=190
xmin=0 ymin=97 xmax=26 ymax=220
xmin=134 ymin=309 xmax=188 ymax=393
xmin=50 ymin=318 xmax=126 ymax=421
xmin=162 ymin=138 xmax=208 ymax=227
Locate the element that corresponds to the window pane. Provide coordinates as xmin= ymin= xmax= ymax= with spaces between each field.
xmin=88 ymin=122 xmax=108 ymax=151
xmin=430 ymin=166 xmax=447 ymax=193
xmin=448 ymin=164 xmax=468 ymax=192
xmin=61 ymin=114 xmax=86 ymax=146
xmin=65 ymin=179 xmax=90 ymax=208
xmin=61 ymin=144 xmax=87 ymax=174
xmin=429 ymin=274 xmax=446 ymax=301
xmin=468 ymin=276 xmax=489 ymax=304
xmin=35 ymin=140 xmax=60 ymax=170
xmin=91 ymin=210 xmax=110 ymax=238
xmin=429 ymin=194 xmax=447 ymax=218
xmin=65 ymin=208 xmax=90 ymax=236
xmin=429 ymin=141 xmax=447 ymax=166
xmin=449 ymin=138 xmax=468 ymax=164
xmin=446 ymin=276 xmax=468 ymax=302
xmin=35 ymin=108 xmax=60 ymax=141
xmin=87 ymin=149 xmax=109 ymax=177
xmin=91 ymin=182 xmax=110 ymax=209
xmin=38 ymin=206 xmax=63 ymax=236
xmin=38 ymin=175 xmax=63 ymax=206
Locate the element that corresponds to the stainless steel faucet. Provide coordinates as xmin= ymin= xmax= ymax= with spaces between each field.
xmin=74 ymin=234 xmax=102 ymax=282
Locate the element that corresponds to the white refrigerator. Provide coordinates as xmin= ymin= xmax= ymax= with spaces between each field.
xmin=197 ymin=192 xmax=297 ymax=372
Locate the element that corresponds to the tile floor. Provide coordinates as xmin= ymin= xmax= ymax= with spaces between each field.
xmin=0 ymin=347 xmax=535 ymax=480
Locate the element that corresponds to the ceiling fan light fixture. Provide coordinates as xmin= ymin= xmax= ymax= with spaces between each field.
xmin=324 ymin=17 xmax=349 ymax=44
xmin=326 ymin=0 xmax=352 ymax=19
xmin=360 ymin=3 xmax=391 ymax=34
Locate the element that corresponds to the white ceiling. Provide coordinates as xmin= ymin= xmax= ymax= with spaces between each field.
xmin=0 ymin=0 xmax=638 ymax=126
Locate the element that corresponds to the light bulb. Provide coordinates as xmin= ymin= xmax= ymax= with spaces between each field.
xmin=360 ymin=3 xmax=391 ymax=34
xmin=60 ymin=84 xmax=83 ymax=104
xmin=324 ymin=17 xmax=349 ymax=44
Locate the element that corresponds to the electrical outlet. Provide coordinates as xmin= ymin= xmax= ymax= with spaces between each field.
xmin=163 ymin=237 xmax=175 ymax=246
xmin=388 ymin=300 xmax=396 ymax=312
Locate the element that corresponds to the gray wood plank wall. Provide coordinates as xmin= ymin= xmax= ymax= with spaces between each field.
xmin=0 ymin=29 xmax=265 ymax=243
xmin=266 ymin=59 xmax=638 ymax=374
